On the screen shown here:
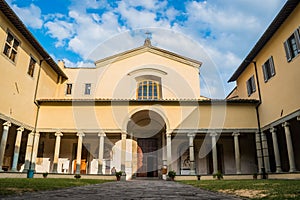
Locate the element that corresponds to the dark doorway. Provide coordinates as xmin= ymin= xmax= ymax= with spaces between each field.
xmin=137 ymin=138 xmax=158 ymax=177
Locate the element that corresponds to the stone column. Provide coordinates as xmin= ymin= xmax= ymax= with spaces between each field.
xmin=75 ymin=132 xmax=85 ymax=174
xmin=11 ymin=127 xmax=24 ymax=172
xmin=261 ymin=131 xmax=270 ymax=172
xmin=162 ymin=132 xmax=167 ymax=166
xmin=166 ymin=131 xmax=172 ymax=170
xmin=121 ymin=132 xmax=127 ymax=172
xmin=270 ymin=127 xmax=282 ymax=173
xmin=97 ymin=132 xmax=106 ymax=174
xmin=282 ymin=122 xmax=296 ymax=172
xmin=210 ymin=132 xmax=218 ymax=174
xmin=255 ymin=132 xmax=262 ymax=173
xmin=30 ymin=132 xmax=40 ymax=171
xmin=52 ymin=132 xmax=63 ymax=173
xmin=187 ymin=133 xmax=196 ymax=175
xmin=232 ymin=132 xmax=241 ymax=174
xmin=0 ymin=122 xmax=11 ymax=171
xmin=23 ymin=132 xmax=34 ymax=172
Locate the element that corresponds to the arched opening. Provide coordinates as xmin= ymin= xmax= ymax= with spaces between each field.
xmin=127 ymin=110 xmax=166 ymax=177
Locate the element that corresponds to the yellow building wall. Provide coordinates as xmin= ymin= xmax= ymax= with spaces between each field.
xmin=0 ymin=12 xmax=61 ymax=127
xmin=236 ymin=64 xmax=258 ymax=100
xmin=236 ymin=4 xmax=300 ymax=127
xmin=0 ymin=12 xmax=37 ymax=127
xmin=37 ymin=102 xmax=257 ymax=131
xmin=57 ymin=51 xmax=200 ymax=99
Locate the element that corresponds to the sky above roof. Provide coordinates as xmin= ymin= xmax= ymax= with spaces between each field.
xmin=6 ymin=0 xmax=286 ymax=98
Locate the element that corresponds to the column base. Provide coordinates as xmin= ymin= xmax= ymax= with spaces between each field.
xmin=275 ymin=168 xmax=282 ymax=173
xmin=52 ymin=163 xmax=58 ymax=173
xmin=10 ymin=169 xmax=18 ymax=172
xmin=289 ymin=169 xmax=296 ymax=173
xmin=189 ymin=170 xmax=196 ymax=175
xmin=236 ymin=171 xmax=242 ymax=174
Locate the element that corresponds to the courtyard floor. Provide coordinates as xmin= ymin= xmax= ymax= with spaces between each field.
xmin=2 ymin=180 xmax=240 ymax=200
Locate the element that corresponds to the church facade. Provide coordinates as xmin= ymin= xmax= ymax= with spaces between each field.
xmin=0 ymin=0 xmax=299 ymax=179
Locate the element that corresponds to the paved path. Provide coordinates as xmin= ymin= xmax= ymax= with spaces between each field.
xmin=2 ymin=180 xmax=241 ymax=200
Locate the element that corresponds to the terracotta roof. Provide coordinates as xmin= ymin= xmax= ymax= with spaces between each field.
xmin=0 ymin=0 xmax=68 ymax=79
xmin=228 ymin=0 xmax=299 ymax=82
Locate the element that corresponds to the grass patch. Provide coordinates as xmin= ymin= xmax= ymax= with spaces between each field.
xmin=179 ymin=179 xmax=300 ymax=199
xmin=0 ymin=178 xmax=112 ymax=196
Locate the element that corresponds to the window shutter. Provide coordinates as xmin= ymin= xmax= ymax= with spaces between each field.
xmin=262 ymin=64 xmax=268 ymax=82
xmin=246 ymin=80 xmax=251 ymax=96
xmin=269 ymin=56 xmax=276 ymax=76
xmin=284 ymin=41 xmax=292 ymax=62
xmin=295 ymin=29 xmax=300 ymax=53
xmin=251 ymin=77 xmax=256 ymax=92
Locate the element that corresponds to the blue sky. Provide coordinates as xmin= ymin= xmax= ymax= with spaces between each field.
xmin=6 ymin=0 xmax=286 ymax=98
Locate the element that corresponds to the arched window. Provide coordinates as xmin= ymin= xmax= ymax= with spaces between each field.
xmin=137 ymin=80 xmax=160 ymax=100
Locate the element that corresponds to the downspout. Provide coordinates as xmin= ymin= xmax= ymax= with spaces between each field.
xmin=252 ymin=61 xmax=267 ymax=179
xmin=28 ymin=58 xmax=49 ymax=173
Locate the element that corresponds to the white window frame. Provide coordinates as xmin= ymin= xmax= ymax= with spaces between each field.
xmin=3 ymin=31 xmax=20 ymax=63
xmin=84 ymin=83 xmax=91 ymax=95
xmin=66 ymin=83 xmax=73 ymax=95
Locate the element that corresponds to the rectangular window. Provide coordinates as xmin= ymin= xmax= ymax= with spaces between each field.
xmin=262 ymin=56 xmax=276 ymax=82
xmin=84 ymin=83 xmax=91 ymax=95
xmin=284 ymin=28 xmax=300 ymax=62
xmin=27 ymin=57 xmax=36 ymax=77
xmin=66 ymin=83 xmax=72 ymax=95
xmin=3 ymin=32 xmax=19 ymax=62
xmin=246 ymin=75 xmax=256 ymax=96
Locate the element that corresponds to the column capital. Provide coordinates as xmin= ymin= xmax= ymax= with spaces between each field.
xmin=209 ymin=132 xmax=219 ymax=137
xmin=3 ymin=121 xmax=11 ymax=128
xmin=34 ymin=132 xmax=40 ymax=137
xmin=98 ymin=132 xmax=106 ymax=137
xmin=121 ymin=132 xmax=127 ymax=140
xmin=55 ymin=132 xmax=63 ymax=137
xmin=17 ymin=127 xmax=24 ymax=132
xmin=232 ymin=132 xmax=240 ymax=137
xmin=282 ymin=122 xmax=290 ymax=127
xmin=166 ymin=130 xmax=172 ymax=137
xmin=270 ymin=127 xmax=277 ymax=133
xmin=187 ymin=132 xmax=196 ymax=138
xmin=76 ymin=132 xmax=85 ymax=137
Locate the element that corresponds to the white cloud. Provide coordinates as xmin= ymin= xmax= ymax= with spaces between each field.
xmin=11 ymin=3 xmax=43 ymax=29
xmin=44 ymin=20 xmax=75 ymax=47
xmin=67 ymin=10 xmax=126 ymax=58
xmin=10 ymin=0 xmax=286 ymax=98
xmin=116 ymin=1 xmax=171 ymax=29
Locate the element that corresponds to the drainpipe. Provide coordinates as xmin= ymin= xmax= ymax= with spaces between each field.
xmin=28 ymin=58 xmax=50 ymax=175
xmin=250 ymin=60 xmax=267 ymax=179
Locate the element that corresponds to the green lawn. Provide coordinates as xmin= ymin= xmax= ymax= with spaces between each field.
xmin=179 ymin=179 xmax=300 ymax=199
xmin=0 ymin=178 xmax=112 ymax=196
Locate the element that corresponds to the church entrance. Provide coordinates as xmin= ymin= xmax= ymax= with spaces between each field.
xmin=137 ymin=138 xmax=158 ymax=177
xmin=127 ymin=110 xmax=166 ymax=178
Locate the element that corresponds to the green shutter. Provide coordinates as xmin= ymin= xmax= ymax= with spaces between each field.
xmin=284 ymin=41 xmax=292 ymax=62
xmin=294 ymin=29 xmax=300 ymax=53
xmin=251 ymin=76 xmax=256 ymax=92
xmin=262 ymin=63 xmax=268 ymax=82
xmin=269 ymin=56 xmax=276 ymax=77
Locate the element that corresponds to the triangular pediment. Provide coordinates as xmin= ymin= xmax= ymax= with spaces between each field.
xmin=94 ymin=41 xmax=202 ymax=68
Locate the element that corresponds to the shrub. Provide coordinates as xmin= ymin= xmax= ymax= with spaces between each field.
xmin=74 ymin=174 xmax=81 ymax=179
xmin=213 ymin=171 xmax=223 ymax=180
